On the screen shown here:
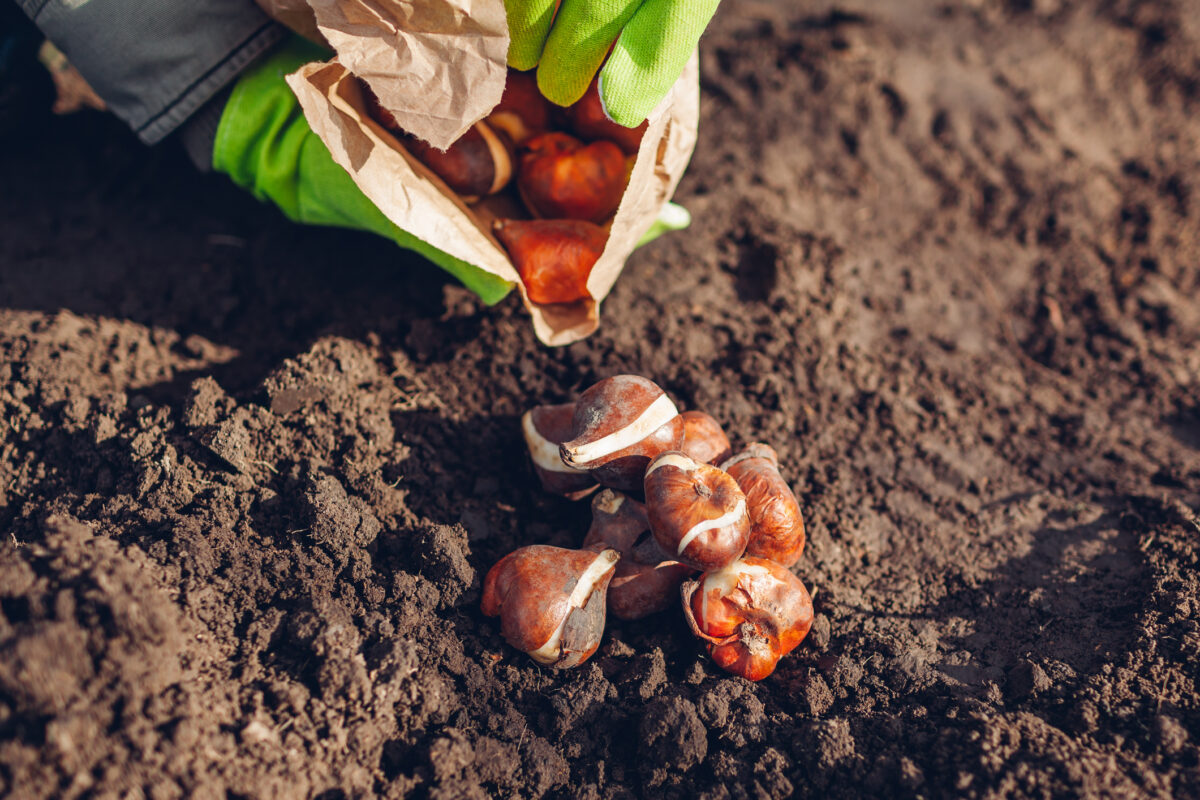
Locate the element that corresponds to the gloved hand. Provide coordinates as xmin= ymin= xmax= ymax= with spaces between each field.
xmin=213 ymin=36 xmax=511 ymax=303
xmin=505 ymin=0 xmax=721 ymax=127
xmin=212 ymin=36 xmax=689 ymax=304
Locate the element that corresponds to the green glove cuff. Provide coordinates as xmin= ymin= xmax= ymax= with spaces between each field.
xmin=212 ymin=36 xmax=513 ymax=305
xmin=640 ymin=202 xmax=690 ymax=248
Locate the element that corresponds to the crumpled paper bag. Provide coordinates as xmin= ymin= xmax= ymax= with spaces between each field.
xmin=310 ymin=0 xmax=508 ymax=150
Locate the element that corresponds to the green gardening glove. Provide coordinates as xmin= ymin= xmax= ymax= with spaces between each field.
xmin=213 ymin=36 xmax=689 ymax=304
xmin=506 ymin=0 xmax=721 ymax=127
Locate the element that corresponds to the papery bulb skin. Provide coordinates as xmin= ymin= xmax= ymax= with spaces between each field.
xmin=481 ymin=545 xmax=620 ymax=669
xmin=643 ymin=452 xmax=751 ymax=572
xmin=517 ymin=132 xmax=627 ymax=223
xmin=678 ymin=411 xmax=733 ymax=466
xmin=559 ymin=375 xmax=685 ymax=493
xmin=566 ymin=78 xmax=648 ymax=155
xmin=681 ymin=557 xmax=814 ymax=681
xmin=721 ymin=444 xmax=805 ymax=567
xmin=582 ymin=489 xmax=694 ymax=619
xmin=494 ymin=219 xmax=607 ymax=305
xmin=522 ymin=403 xmax=597 ymax=499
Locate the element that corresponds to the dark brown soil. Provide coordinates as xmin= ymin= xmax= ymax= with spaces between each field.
xmin=2 ymin=1 xmax=1199 ymax=797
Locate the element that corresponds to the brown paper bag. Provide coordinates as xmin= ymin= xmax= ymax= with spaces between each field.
xmin=304 ymin=0 xmax=510 ymax=150
xmin=278 ymin=1 xmax=699 ymax=346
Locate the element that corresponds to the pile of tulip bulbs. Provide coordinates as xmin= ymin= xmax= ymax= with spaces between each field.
xmin=484 ymin=375 xmax=815 ymax=681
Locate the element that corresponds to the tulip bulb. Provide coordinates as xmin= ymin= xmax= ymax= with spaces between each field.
xmin=481 ymin=545 xmax=620 ymax=668
xmin=560 ymin=375 xmax=685 ymax=493
xmin=522 ymin=403 xmax=597 ymax=499
xmin=402 ymin=122 xmax=514 ymax=199
xmin=644 ymin=452 xmax=751 ymax=571
xmin=566 ymin=78 xmax=648 ymax=156
xmin=487 ymin=69 xmax=552 ymax=144
xmin=681 ymin=557 xmax=814 ymax=681
xmin=517 ymin=132 xmax=627 ymax=223
xmin=679 ymin=411 xmax=733 ymax=465
xmin=494 ymin=219 xmax=606 ymax=306
xmin=582 ymin=489 xmax=694 ymax=620
xmin=721 ymin=444 xmax=805 ymax=567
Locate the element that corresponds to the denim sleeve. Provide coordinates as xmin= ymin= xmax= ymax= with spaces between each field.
xmin=15 ymin=0 xmax=285 ymax=143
